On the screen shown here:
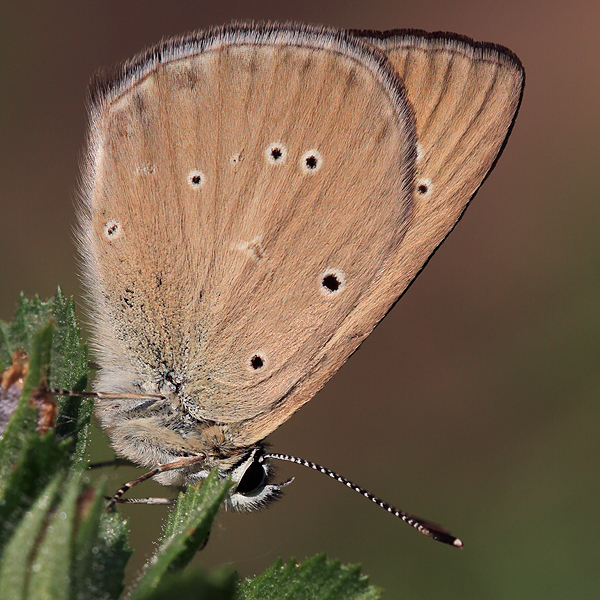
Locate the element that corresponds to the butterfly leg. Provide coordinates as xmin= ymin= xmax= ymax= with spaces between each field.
xmin=107 ymin=454 xmax=207 ymax=510
xmin=89 ymin=457 xmax=134 ymax=470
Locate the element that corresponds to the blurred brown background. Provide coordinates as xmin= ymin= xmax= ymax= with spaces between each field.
xmin=2 ymin=1 xmax=599 ymax=598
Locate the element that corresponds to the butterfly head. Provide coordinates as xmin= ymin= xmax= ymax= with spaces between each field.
xmin=225 ymin=446 xmax=294 ymax=511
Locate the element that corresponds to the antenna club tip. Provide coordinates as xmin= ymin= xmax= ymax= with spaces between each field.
xmin=453 ymin=538 xmax=464 ymax=549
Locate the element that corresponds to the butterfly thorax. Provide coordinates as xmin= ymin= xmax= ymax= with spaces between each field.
xmin=94 ymin=382 xmax=254 ymax=485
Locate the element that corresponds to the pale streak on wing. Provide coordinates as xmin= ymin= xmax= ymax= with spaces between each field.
xmin=236 ymin=31 xmax=524 ymax=445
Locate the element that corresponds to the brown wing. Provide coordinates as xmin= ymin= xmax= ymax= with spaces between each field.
xmin=233 ymin=29 xmax=524 ymax=445
xmin=79 ymin=24 xmax=416 ymax=425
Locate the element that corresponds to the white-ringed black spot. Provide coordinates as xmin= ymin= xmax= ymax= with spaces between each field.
xmin=416 ymin=178 xmax=432 ymax=197
xmin=187 ymin=170 xmax=205 ymax=189
xmin=301 ymin=149 xmax=322 ymax=173
xmin=320 ymin=269 xmax=345 ymax=296
xmin=266 ymin=142 xmax=287 ymax=165
xmin=105 ymin=220 xmax=121 ymax=240
xmin=230 ymin=153 xmax=241 ymax=165
xmin=323 ymin=275 xmax=340 ymax=291
xmin=250 ymin=354 xmax=265 ymax=370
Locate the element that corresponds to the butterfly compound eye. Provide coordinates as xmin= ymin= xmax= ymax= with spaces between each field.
xmin=236 ymin=458 xmax=267 ymax=496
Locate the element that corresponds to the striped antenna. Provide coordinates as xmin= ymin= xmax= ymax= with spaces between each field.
xmin=263 ymin=452 xmax=462 ymax=548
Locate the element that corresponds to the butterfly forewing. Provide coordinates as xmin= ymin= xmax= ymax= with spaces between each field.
xmin=81 ymin=25 xmax=416 ymax=426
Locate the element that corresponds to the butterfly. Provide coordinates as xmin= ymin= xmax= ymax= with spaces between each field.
xmin=76 ymin=23 xmax=524 ymax=546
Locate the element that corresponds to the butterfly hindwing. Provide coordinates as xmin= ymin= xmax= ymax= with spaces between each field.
xmin=240 ymin=29 xmax=524 ymax=444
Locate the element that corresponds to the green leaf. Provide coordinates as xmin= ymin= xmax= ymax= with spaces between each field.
xmin=0 ymin=321 xmax=72 ymax=553
xmin=50 ymin=288 xmax=91 ymax=468
xmin=0 ymin=292 xmax=130 ymax=596
xmin=28 ymin=471 xmax=82 ymax=600
xmin=0 ymin=291 xmax=92 ymax=467
xmin=0 ymin=319 xmax=54 ymax=485
xmin=130 ymin=470 xmax=232 ymax=599
xmin=0 ymin=473 xmax=64 ymax=600
xmin=141 ymin=569 xmax=237 ymax=600
xmin=1 ymin=293 xmax=386 ymax=599
xmin=0 ymin=291 xmax=91 ymax=475
xmin=0 ymin=294 xmax=54 ymax=358
xmin=0 ymin=432 xmax=70 ymax=554
xmin=71 ymin=479 xmax=132 ymax=600
xmin=238 ymin=554 xmax=382 ymax=600
xmin=0 ymin=292 xmax=93 ymax=555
